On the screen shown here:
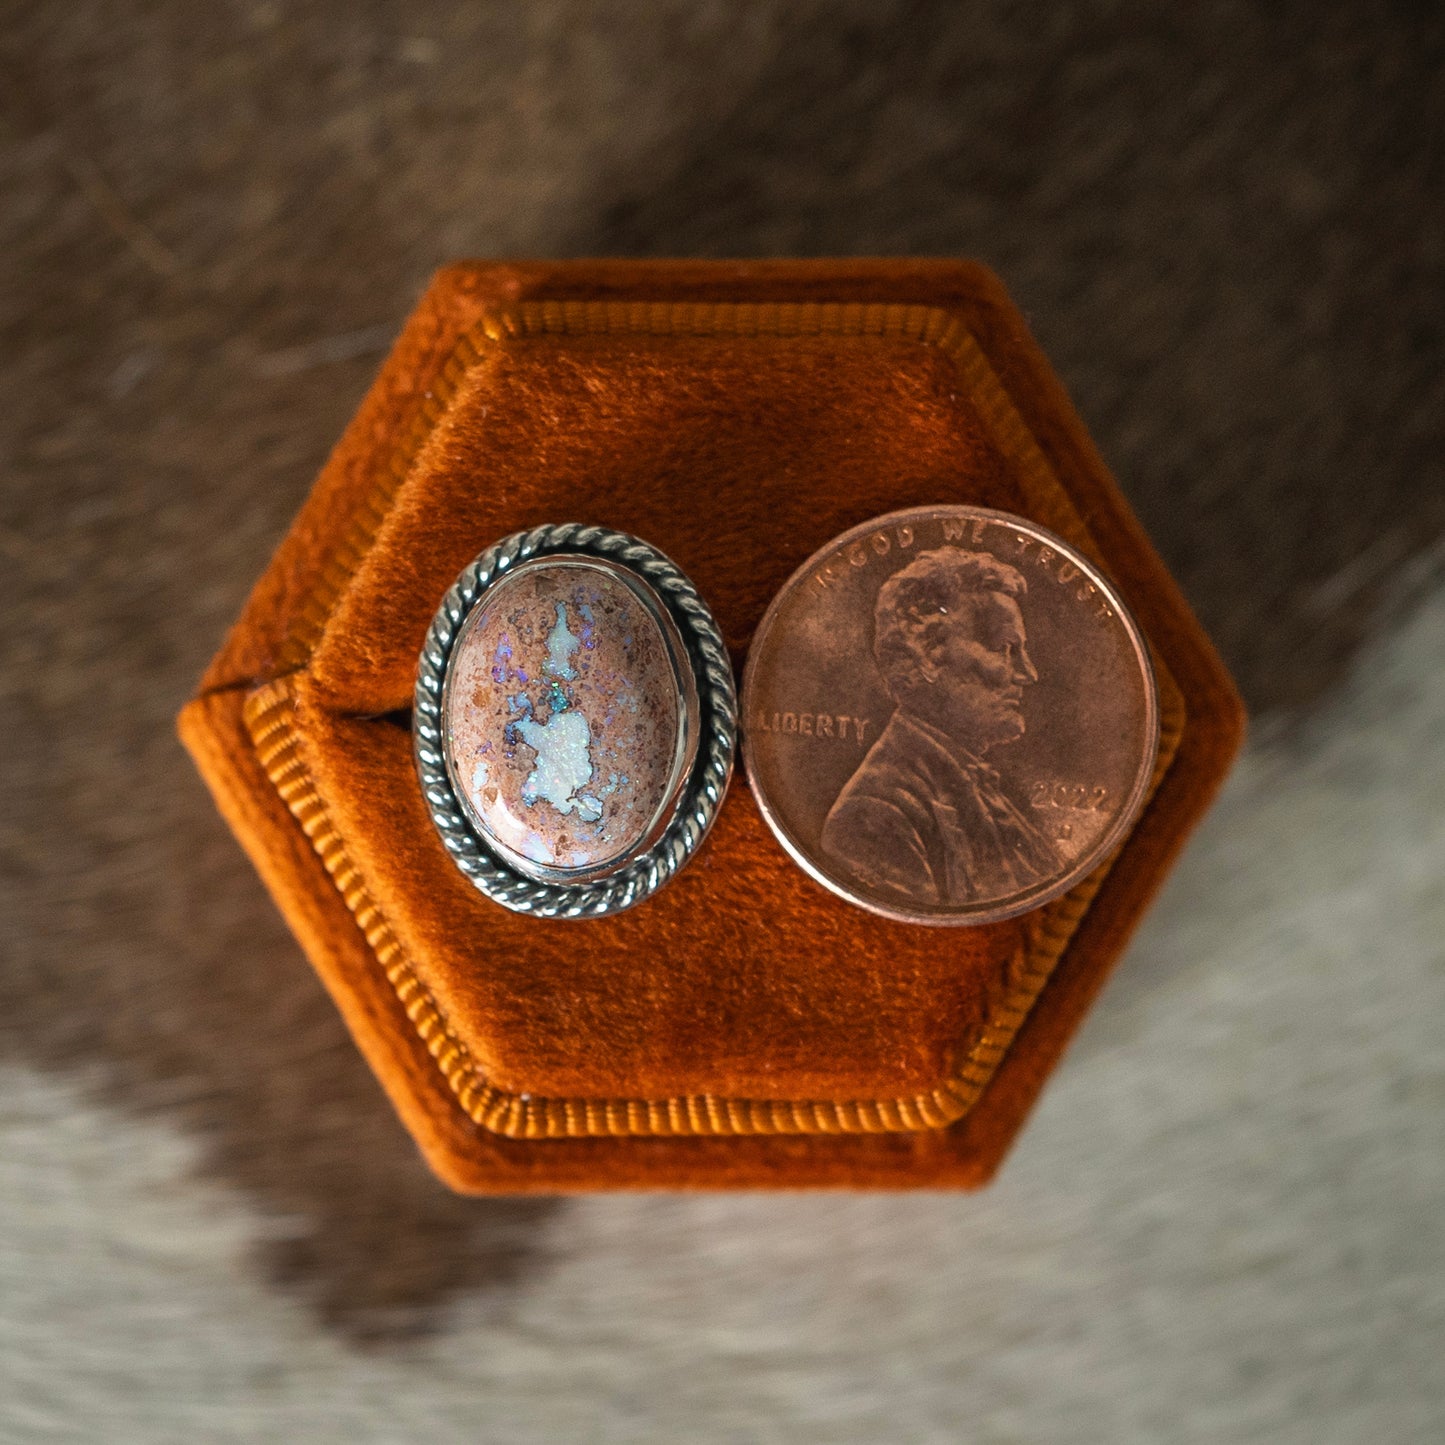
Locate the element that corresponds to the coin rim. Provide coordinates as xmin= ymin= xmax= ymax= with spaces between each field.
xmin=740 ymin=505 xmax=1161 ymax=927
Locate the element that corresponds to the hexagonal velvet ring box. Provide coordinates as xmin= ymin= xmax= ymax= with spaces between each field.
xmin=180 ymin=259 xmax=1243 ymax=1193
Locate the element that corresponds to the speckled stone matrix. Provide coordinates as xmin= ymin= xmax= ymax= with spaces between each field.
xmin=445 ymin=559 xmax=683 ymax=876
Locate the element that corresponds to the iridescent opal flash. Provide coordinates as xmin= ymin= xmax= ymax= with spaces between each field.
xmin=442 ymin=557 xmax=695 ymax=884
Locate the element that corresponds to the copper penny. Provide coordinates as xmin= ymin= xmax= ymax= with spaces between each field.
xmin=741 ymin=506 xmax=1160 ymax=925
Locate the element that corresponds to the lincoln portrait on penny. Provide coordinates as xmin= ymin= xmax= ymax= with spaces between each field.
xmin=821 ymin=546 xmax=1063 ymax=906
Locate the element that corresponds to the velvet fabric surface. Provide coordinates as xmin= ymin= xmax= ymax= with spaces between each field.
xmin=180 ymin=258 xmax=1243 ymax=1191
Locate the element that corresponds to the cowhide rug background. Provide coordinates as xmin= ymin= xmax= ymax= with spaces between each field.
xmin=3 ymin=3 xmax=1442 ymax=1440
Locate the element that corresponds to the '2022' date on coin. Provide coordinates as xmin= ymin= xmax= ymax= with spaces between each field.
xmin=1028 ymin=781 xmax=1112 ymax=857
xmin=741 ymin=505 xmax=1160 ymax=926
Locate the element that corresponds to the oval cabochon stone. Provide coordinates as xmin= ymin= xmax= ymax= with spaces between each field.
xmin=443 ymin=558 xmax=688 ymax=880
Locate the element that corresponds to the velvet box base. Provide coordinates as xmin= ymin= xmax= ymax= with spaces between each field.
xmin=179 ymin=259 xmax=1243 ymax=1192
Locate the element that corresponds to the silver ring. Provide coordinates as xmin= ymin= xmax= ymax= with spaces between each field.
xmin=414 ymin=524 xmax=736 ymax=917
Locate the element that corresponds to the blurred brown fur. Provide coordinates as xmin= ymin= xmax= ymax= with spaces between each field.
xmin=1 ymin=0 xmax=1441 ymax=1344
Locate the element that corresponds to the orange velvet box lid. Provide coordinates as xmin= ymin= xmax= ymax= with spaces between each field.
xmin=178 ymin=259 xmax=1243 ymax=1193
